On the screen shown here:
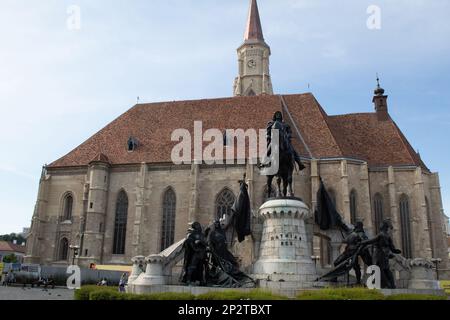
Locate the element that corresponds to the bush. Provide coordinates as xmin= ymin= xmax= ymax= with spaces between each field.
xmin=75 ymin=285 xmax=286 ymax=300
xmin=297 ymin=291 xmax=346 ymax=300
xmin=197 ymin=289 xmax=287 ymax=300
xmin=297 ymin=288 xmax=385 ymax=300
xmin=2 ymin=254 xmax=18 ymax=263
xmin=74 ymin=285 xmax=116 ymax=300
xmin=386 ymin=294 xmax=447 ymax=301
xmin=90 ymin=290 xmax=124 ymax=301
xmin=89 ymin=291 xmax=196 ymax=300
xmin=440 ymin=280 xmax=450 ymax=296
xmin=77 ymin=285 xmax=446 ymax=301
xmin=131 ymin=292 xmax=196 ymax=300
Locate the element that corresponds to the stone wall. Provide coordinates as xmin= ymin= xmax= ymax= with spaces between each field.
xmin=25 ymin=160 xmax=449 ymax=274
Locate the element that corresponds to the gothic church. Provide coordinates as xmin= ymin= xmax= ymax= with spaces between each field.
xmin=25 ymin=0 xmax=449 ymax=277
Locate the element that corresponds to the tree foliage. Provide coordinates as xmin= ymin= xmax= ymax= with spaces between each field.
xmin=0 ymin=233 xmax=26 ymax=244
xmin=2 ymin=254 xmax=18 ymax=263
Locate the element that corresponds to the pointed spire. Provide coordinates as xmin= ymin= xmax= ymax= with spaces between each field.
xmin=244 ymin=0 xmax=264 ymax=42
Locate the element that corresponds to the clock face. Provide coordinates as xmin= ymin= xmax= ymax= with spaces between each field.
xmin=247 ymin=59 xmax=256 ymax=69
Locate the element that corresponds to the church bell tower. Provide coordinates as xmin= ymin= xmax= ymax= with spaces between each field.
xmin=233 ymin=0 xmax=273 ymax=96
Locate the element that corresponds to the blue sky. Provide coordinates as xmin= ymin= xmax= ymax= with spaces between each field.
xmin=0 ymin=0 xmax=449 ymax=234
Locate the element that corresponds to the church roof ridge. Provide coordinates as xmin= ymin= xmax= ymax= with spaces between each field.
xmin=328 ymin=112 xmax=377 ymax=118
xmin=47 ymin=93 xmax=428 ymax=170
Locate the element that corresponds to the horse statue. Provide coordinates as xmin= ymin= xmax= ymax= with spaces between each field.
xmin=259 ymin=111 xmax=305 ymax=198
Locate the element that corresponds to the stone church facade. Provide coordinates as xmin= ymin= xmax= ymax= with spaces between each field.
xmin=25 ymin=0 xmax=449 ymax=276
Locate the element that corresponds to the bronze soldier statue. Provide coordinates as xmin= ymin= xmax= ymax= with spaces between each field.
xmin=180 ymin=222 xmax=208 ymax=286
xmin=207 ymin=220 xmax=239 ymax=273
xmin=333 ymin=221 xmax=371 ymax=284
xmin=361 ymin=219 xmax=401 ymax=289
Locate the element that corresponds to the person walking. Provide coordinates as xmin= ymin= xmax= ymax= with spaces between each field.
xmin=118 ymin=273 xmax=128 ymax=292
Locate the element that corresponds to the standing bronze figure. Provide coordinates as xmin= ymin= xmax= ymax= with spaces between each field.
xmin=260 ymin=111 xmax=305 ymax=198
xmin=361 ymin=220 xmax=401 ymax=289
xmin=317 ymin=221 xmax=371 ymax=284
xmin=333 ymin=221 xmax=372 ymax=285
xmin=180 ymin=222 xmax=208 ymax=286
xmin=180 ymin=220 xmax=255 ymax=288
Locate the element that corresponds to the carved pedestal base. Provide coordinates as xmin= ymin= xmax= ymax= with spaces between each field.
xmin=130 ymin=255 xmax=167 ymax=293
xmin=128 ymin=255 xmax=146 ymax=285
xmin=407 ymin=258 xmax=440 ymax=290
xmin=252 ymin=198 xmax=317 ymax=288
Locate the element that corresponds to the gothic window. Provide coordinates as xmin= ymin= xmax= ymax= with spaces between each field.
xmin=113 ymin=190 xmax=128 ymax=255
xmin=373 ymin=193 xmax=384 ymax=234
xmin=62 ymin=194 xmax=73 ymax=221
xmin=425 ymin=197 xmax=434 ymax=257
xmin=215 ymin=188 xmax=235 ymax=220
xmin=59 ymin=237 xmax=69 ymax=261
xmin=161 ymin=188 xmax=176 ymax=251
xmin=350 ymin=190 xmax=357 ymax=225
xmin=399 ymin=194 xmax=413 ymax=258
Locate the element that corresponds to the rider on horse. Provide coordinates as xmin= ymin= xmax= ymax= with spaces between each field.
xmin=265 ymin=111 xmax=305 ymax=171
xmin=260 ymin=111 xmax=305 ymax=198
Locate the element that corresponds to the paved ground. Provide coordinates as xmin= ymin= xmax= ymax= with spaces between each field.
xmin=0 ymin=285 xmax=74 ymax=300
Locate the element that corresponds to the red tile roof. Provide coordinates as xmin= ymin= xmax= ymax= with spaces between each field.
xmin=48 ymin=93 xmax=427 ymax=170
xmin=89 ymin=153 xmax=110 ymax=165
xmin=326 ymin=113 xmax=428 ymax=169
xmin=0 ymin=241 xmax=26 ymax=254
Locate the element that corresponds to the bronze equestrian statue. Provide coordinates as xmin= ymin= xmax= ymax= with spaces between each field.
xmin=260 ymin=111 xmax=305 ymax=198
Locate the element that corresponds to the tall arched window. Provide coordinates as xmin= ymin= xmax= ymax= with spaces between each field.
xmin=62 ymin=193 xmax=73 ymax=221
xmin=373 ymin=193 xmax=384 ymax=234
xmin=350 ymin=190 xmax=357 ymax=225
xmin=59 ymin=237 xmax=69 ymax=261
xmin=425 ymin=197 xmax=434 ymax=257
xmin=215 ymin=188 xmax=235 ymax=220
xmin=399 ymin=194 xmax=413 ymax=258
xmin=113 ymin=190 xmax=128 ymax=255
xmin=161 ymin=188 xmax=176 ymax=251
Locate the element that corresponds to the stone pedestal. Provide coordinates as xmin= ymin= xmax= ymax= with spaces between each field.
xmin=128 ymin=255 xmax=146 ymax=285
xmin=130 ymin=255 xmax=167 ymax=293
xmin=407 ymin=258 xmax=440 ymax=290
xmin=252 ymin=198 xmax=317 ymax=288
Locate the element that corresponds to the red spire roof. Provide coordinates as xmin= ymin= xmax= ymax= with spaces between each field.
xmin=244 ymin=0 xmax=264 ymax=42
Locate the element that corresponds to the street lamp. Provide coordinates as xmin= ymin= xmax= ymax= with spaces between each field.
xmin=431 ymin=258 xmax=442 ymax=281
xmin=69 ymin=245 xmax=80 ymax=266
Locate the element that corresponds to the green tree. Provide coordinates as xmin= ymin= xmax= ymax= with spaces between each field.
xmin=0 ymin=233 xmax=26 ymax=244
xmin=3 ymin=254 xmax=18 ymax=263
